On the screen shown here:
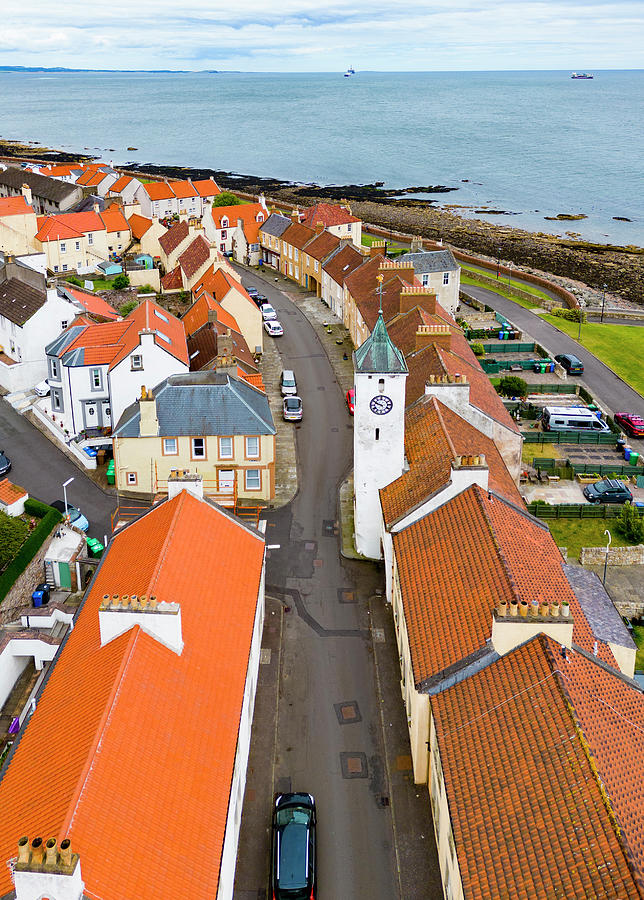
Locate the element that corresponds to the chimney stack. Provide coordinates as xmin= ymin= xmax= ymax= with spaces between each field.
xmin=290 ymin=207 xmax=300 ymax=223
xmin=139 ymin=386 xmax=159 ymax=438
xmin=400 ymin=284 xmax=439 ymax=316
xmin=315 ymin=220 xmax=325 ymax=234
xmin=93 ymin=202 xmax=100 ymax=214
xmin=415 ymin=323 xmax=452 ymax=353
xmin=167 ymin=469 xmax=204 ymax=502
xmin=21 ymin=184 xmax=33 ymax=206
xmin=369 ymin=239 xmax=387 ymax=258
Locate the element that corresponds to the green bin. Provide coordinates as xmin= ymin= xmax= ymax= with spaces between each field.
xmin=87 ymin=538 xmax=104 ymax=558
xmin=106 ymin=459 xmax=115 ymax=485
xmin=629 ymin=451 xmax=639 ymax=466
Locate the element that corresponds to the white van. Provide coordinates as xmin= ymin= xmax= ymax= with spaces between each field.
xmin=541 ymin=406 xmax=610 ymax=432
xmin=280 ymin=369 xmax=297 ymax=396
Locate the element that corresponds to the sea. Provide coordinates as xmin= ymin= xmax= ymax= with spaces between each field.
xmin=1 ymin=68 xmax=642 ymax=246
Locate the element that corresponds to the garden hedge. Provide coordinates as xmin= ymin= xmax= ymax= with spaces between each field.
xmin=0 ymin=500 xmax=63 ymax=604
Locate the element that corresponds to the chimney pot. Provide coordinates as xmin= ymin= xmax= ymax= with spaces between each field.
xmin=497 ymin=600 xmax=508 ymax=617
xmin=539 ymin=601 xmax=550 ymax=616
xmin=121 ymin=594 xmax=130 ymax=609
xmin=519 ymin=600 xmax=529 ymax=617
xmin=17 ymin=836 xmax=30 ymax=864
xmin=130 ymin=594 xmax=139 ymax=609
xmin=550 ymin=601 xmax=560 ymax=618
xmin=149 ymin=594 xmax=158 ymax=609
xmin=139 ymin=595 xmax=148 ymax=609
xmin=45 ymin=837 xmax=57 ymax=866
xmin=530 ymin=599 xmax=540 ymax=617
xmin=59 ymin=838 xmax=72 ymax=867
xmin=31 ymin=837 xmax=44 ymax=865
xmin=510 ymin=599 xmax=519 ymax=617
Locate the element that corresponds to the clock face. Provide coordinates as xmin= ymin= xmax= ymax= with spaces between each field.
xmin=370 ymin=395 xmax=393 ymax=415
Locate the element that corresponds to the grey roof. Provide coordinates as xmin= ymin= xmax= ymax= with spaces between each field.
xmin=259 ymin=212 xmax=292 ymax=238
xmin=0 ymin=167 xmax=81 ymax=204
xmin=354 ymin=312 xmax=407 ymax=375
xmin=402 ymin=249 xmax=459 ymax=273
xmin=114 ymin=371 xmax=276 ymax=437
xmin=0 ymin=277 xmax=46 ymax=325
xmin=563 ymin=563 xmax=636 ymax=650
xmin=46 ymin=325 xmax=86 ymax=357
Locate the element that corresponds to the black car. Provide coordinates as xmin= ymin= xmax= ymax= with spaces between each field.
xmin=555 ymin=353 xmax=584 ymax=375
xmin=272 ymin=792 xmax=316 ymax=900
xmin=0 ymin=450 xmax=11 ymax=477
xmin=583 ymin=478 xmax=633 ymax=504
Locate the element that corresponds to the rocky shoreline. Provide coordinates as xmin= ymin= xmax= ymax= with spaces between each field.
xmin=2 ymin=139 xmax=641 ymax=305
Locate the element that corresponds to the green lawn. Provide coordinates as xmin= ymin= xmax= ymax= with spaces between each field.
xmin=542 ymin=316 xmax=644 ymax=397
xmin=361 ymin=233 xmax=408 ymax=250
xmin=461 ymin=273 xmax=541 ymax=309
xmin=546 ymin=518 xmax=633 ymax=560
xmin=633 ymin=625 xmax=644 ymax=671
xmin=461 ymin=263 xmax=554 ymax=305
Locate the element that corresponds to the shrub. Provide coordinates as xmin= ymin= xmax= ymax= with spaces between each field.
xmin=498 ymin=375 xmax=528 ymax=398
xmin=212 ymin=191 xmax=243 ymax=207
xmin=0 ymin=512 xmax=28 ymax=573
xmin=113 ymin=274 xmax=130 ymax=290
xmin=65 ymin=275 xmax=82 ymax=286
xmin=550 ymin=307 xmax=586 ymax=323
xmin=471 ymin=342 xmax=485 ymax=357
xmin=615 ymin=503 xmax=644 ymax=543
xmin=119 ymin=300 xmax=139 ymax=316
xmin=0 ymin=502 xmax=63 ymax=604
xmin=137 ymin=284 xmax=155 ymax=294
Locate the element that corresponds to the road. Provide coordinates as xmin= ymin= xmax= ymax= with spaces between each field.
xmin=241 ymin=271 xmax=400 ymax=898
xmin=0 ymin=399 xmax=116 ymax=541
xmin=462 ymin=284 xmax=644 ymax=418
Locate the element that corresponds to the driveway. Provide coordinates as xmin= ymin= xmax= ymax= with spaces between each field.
xmin=462 ymin=284 xmax=644 ymax=417
xmin=0 ymin=398 xmax=115 ymax=541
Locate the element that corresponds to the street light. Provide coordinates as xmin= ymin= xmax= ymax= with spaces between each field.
xmin=62 ymin=477 xmax=74 ymax=522
xmin=576 ymin=301 xmax=585 ymax=342
xmin=496 ymin=247 xmax=501 ymax=279
xmin=603 ymin=528 xmax=612 ymax=586
xmin=600 ymin=283 xmax=608 ymax=323
xmin=507 ymin=263 xmax=513 ymax=289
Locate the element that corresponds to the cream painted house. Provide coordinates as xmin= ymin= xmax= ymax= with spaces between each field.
xmin=0 ymin=193 xmax=38 ymax=255
xmin=113 ymin=369 xmax=276 ymax=501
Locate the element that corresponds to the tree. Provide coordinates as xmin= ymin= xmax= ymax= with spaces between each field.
xmin=212 ymin=191 xmax=243 ymax=207
xmin=471 ymin=342 xmax=485 ymax=357
xmin=615 ymin=503 xmax=644 ymax=543
xmin=113 ymin=274 xmax=130 ymax=290
xmin=498 ymin=375 xmax=528 ymax=398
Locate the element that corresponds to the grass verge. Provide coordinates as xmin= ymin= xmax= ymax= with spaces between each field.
xmin=361 ymin=234 xmax=408 ymax=250
xmin=546 ymin=518 xmax=633 ymax=560
xmin=633 ymin=625 xmax=644 ymax=671
xmin=461 ymin=264 xmax=554 ymax=304
xmin=461 ymin=273 xmax=541 ymax=310
xmin=541 ymin=316 xmax=644 ymax=397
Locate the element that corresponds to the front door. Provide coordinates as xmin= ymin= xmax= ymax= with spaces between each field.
xmin=218 ymin=469 xmax=235 ymax=493
xmin=83 ymin=400 xmax=101 ymax=429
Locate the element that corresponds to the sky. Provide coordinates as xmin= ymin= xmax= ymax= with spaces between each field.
xmin=2 ymin=0 xmax=643 ymax=71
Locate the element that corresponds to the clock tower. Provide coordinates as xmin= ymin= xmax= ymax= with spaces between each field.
xmin=353 ymin=302 xmax=408 ymax=559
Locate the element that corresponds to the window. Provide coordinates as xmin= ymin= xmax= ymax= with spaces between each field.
xmin=257 ymin=213 xmax=264 ymax=222
xmin=54 ymin=265 xmax=59 ymax=273
xmin=88 ymin=233 xmax=93 ymax=245
xmin=346 ymin=223 xmax=351 ymax=232
xmin=245 ymin=468 xmax=261 ymax=490
xmin=130 ymin=354 xmax=143 ymax=370
xmin=221 ymin=229 xmax=227 ymax=239
xmin=294 ymin=248 xmax=298 ymax=261
xmin=443 ymin=272 xmax=450 ymax=285
xmin=50 ymin=358 xmax=60 ymax=380
xmin=90 ymin=368 xmax=102 ymax=390
xmin=314 ymin=260 xmax=319 ymax=272
xmin=75 ymin=241 xmax=80 ymax=251
xmin=219 ymin=436 xmax=233 ymax=459
xmin=62 ymin=264 xmax=68 ymax=272
xmin=60 ymin=242 xmax=66 ymax=253
xmin=191 ymin=437 xmax=206 ymax=459
xmin=221 ymin=217 xmax=229 ymax=228
xmin=245 ymin=436 xmax=259 ymax=458
xmin=162 ymin=437 xmax=178 ymax=455
xmin=61 ymin=320 xmax=68 ymax=330
xmin=51 ymin=389 xmax=62 ymax=411
xmin=220 ymin=243 xmax=226 ymax=252
xmin=126 ymin=472 xmax=138 ymax=485
xmin=422 ymin=273 xmax=429 ymax=287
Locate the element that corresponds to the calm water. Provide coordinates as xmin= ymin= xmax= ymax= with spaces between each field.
xmin=1 ymin=69 xmax=642 ymax=245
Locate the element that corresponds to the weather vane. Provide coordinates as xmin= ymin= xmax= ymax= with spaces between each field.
xmin=376 ymin=273 xmax=384 ymax=315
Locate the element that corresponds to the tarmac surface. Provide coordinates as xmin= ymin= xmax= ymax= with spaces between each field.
xmin=233 ymin=267 xmax=441 ymax=899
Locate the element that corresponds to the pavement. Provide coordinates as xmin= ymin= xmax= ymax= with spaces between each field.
xmin=233 ymin=265 xmax=441 ymax=900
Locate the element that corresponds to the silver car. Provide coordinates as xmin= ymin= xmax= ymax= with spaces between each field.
xmin=283 ymin=396 xmax=303 ymax=422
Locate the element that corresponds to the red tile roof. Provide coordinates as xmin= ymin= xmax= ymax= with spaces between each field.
xmin=303 ymin=230 xmax=341 ymax=261
xmin=128 ymin=213 xmax=153 ymax=240
xmin=192 ymin=178 xmax=221 ymax=198
xmin=35 ymin=211 xmax=104 ymax=242
xmin=393 ymin=485 xmax=615 ymax=686
xmin=63 ymin=285 xmax=120 ymax=321
xmin=0 ymin=491 xmax=265 ymax=900
xmin=380 ymin=396 xmax=522 ymax=526
xmin=143 ymin=181 xmax=176 ymax=201
xmin=170 ymin=180 xmax=199 ymax=200
xmin=161 ymin=265 xmax=183 ymax=291
xmin=431 ymin=635 xmax=643 ymax=900
xmin=159 ymin=219 xmax=189 ymax=255
xmin=0 ymin=196 xmax=35 ymax=217
xmin=179 ymin=235 xmax=210 ymax=279
xmin=322 ymin=241 xmax=364 ymax=284
xmin=0 ymin=479 xmax=28 ymax=504
xmin=99 ymin=205 xmax=129 ymax=234
xmin=280 ymin=221 xmax=316 ymax=250
xmin=301 ymin=202 xmax=360 ymax=227
xmin=210 ymin=202 xmax=267 ymax=232
xmin=108 ymin=175 xmax=134 ymax=195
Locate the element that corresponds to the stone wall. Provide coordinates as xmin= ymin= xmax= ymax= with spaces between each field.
xmin=580 ymin=545 xmax=644 ymax=565
xmin=0 ymin=522 xmax=58 ymax=626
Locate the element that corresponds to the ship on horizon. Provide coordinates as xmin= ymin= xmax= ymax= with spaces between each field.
xmin=344 ymin=66 xmax=356 ymax=77
xmin=571 ymin=72 xmax=594 ymax=79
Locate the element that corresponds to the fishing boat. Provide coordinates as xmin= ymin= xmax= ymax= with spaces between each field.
xmin=571 ymin=72 xmax=593 ymax=79
xmin=344 ymin=66 xmax=356 ymax=77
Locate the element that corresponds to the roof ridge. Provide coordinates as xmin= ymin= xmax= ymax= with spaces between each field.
xmin=432 ymin=398 xmax=458 ymax=462
xmin=227 ymin=375 xmax=275 ymax=432
xmin=473 ymin=485 xmax=522 ymax=603
xmin=62 ymin=626 xmax=141 ymax=835
xmin=144 ymin=492 xmax=187 ymax=595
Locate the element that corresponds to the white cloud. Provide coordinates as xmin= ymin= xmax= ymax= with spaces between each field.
xmin=1 ymin=0 xmax=642 ymax=69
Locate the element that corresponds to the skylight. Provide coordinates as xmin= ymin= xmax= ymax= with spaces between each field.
xmin=154 ymin=309 xmax=169 ymax=323
xmin=156 ymin=330 xmax=171 ymax=343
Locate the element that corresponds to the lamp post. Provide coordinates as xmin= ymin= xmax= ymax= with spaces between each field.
xmin=62 ymin=477 xmax=74 ymax=522
xmin=603 ymin=528 xmax=612 ymax=586
xmin=576 ymin=301 xmax=585 ymax=342
xmin=600 ymin=283 xmax=608 ymax=323
xmin=496 ymin=247 xmax=501 ymax=279
xmin=507 ymin=263 xmax=513 ymax=289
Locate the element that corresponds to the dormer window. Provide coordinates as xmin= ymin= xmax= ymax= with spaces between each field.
xmin=257 ymin=213 xmax=264 ymax=222
xmin=221 ymin=216 xmax=229 ymax=228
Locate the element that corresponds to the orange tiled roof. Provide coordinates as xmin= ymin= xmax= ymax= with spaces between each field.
xmin=182 ymin=290 xmax=239 ymax=337
xmin=192 ymin=178 xmax=221 ymax=197
xmin=322 ymin=241 xmax=364 ymax=284
xmin=170 ymin=180 xmax=198 ymax=200
xmin=303 ymin=230 xmax=341 ymax=261
xmin=159 ymin=219 xmax=189 ymax=255
xmin=210 ymin=202 xmax=267 ymax=233
xmin=0 ymin=479 xmax=27 ymax=503
xmin=280 ymin=220 xmax=316 ymax=251
xmin=179 ymin=235 xmax=210 ymax=279
xmin=0 ymin=491 xmax=265 ymax=900
xmin=0 ymin=195 xmax=34 ymax=217
xmin=301 ymin=201 xmax=360 ymax=227
xmin=431 ymin=635 xmax=643 ymax=900
xmin=393 ymin=485 xmax=615 ymax=686
xmin=62 ymin=285 xmax=120 ymax=321
xmin=380 ymin=396 xmax=522 ymax=526
xmin=99 ymin=205 xmax=129 ymax=234
xmin=128 ymin=213 xmax=153 ymax=240
xmin=143 ymin=180 xmax=176 ymax=201
xmin=108 ymin=175 xmax=133 ymax=194
xmin=35 ymin=211 xmax=104 ymax=242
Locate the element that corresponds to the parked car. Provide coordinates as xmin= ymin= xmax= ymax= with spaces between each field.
xmin=50 ymin=500 xmax=90 ymax=531
xmin=0 ymin=450 xmax=11 ymax=477
xmin=614 ymin=412 xmax=644 ymax=438
xmin=271 ymin=792 xmax=316 ymax=900
xmin=255 ymin=293 xmax=268 ymax=304
xmin=261 ymin=303 xmax=277 ymax=321
xmin=283 ymin=396 xmax=303 ymax=422
xmin=583 ymin=479 xmax=633 ymax=504
xmin=245 ymin=286 xmax=259 ymax=298
xmin=265 ymin=320 xmax=284 ymax=337
xmin=554 ymin=353 xmax=584 ymax=375
xmin=34 ymin=379 xmax=50 ymax=397
xmin=280 ymin=370 xmax=298 ymax=396
xmin=345 ymin=388 xmax=355 ymax=415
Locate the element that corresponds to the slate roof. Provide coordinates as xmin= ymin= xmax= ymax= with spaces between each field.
xmin=0 ymin=167 xmax=80 ymax=204
xmin=259 ymin=212 xmax=292 ymax=238
xmin=563 ymin=563 xmax=636 ymax=650
xmin=354 ymin=312 xmax=408 ymax=374
xmin=431 ymin=635 xmax=644 ymax=900
xmin=403 ymin=249 xmax=459 ymax=273
xmin=114 ymin=371 xmax=275 ymax=437
xmin=0 ymin=277 xmax=46 ymax=325
xmin=0 ymin=491 xmax=266 ymax=900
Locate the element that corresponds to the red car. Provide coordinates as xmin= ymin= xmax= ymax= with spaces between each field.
xmin=346 ymin=388 xmax=355 ymax=415
xmin=614 ymin=412 xmax=644 ymax=438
